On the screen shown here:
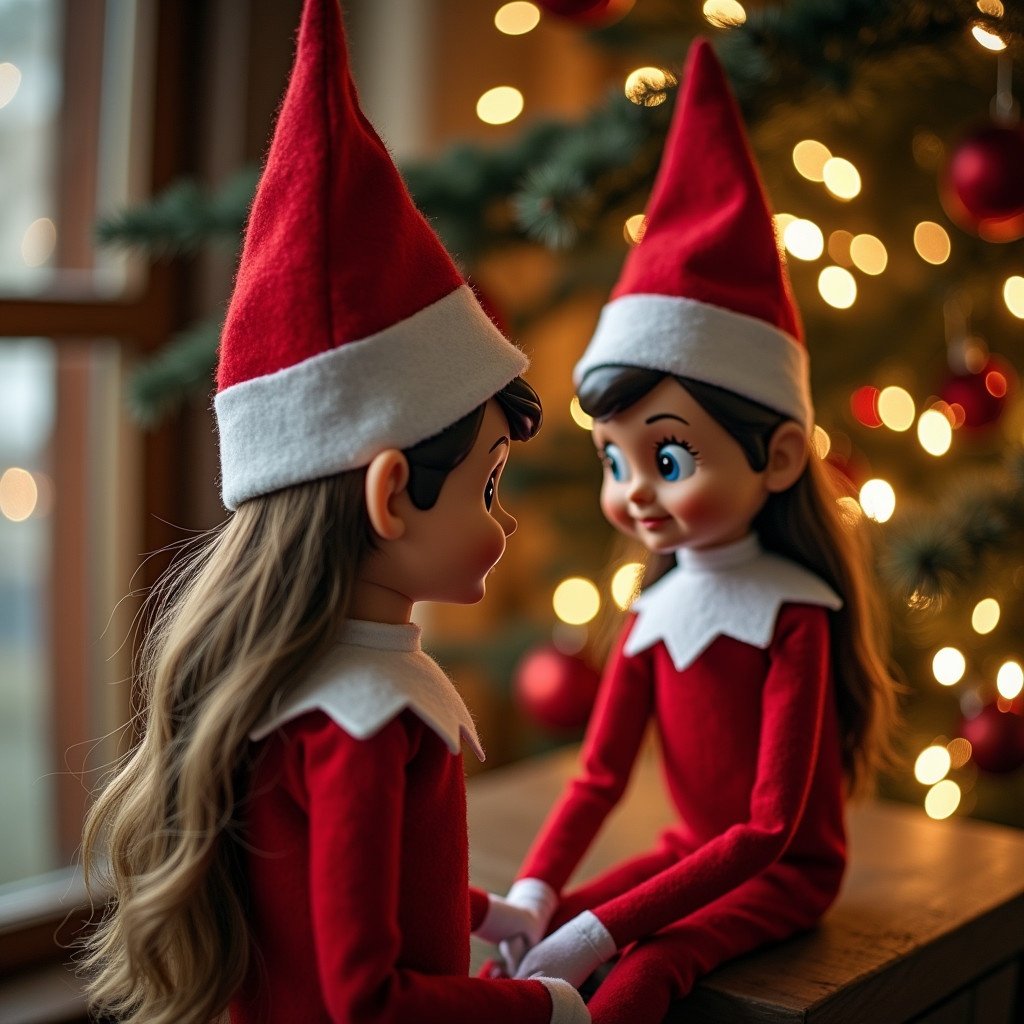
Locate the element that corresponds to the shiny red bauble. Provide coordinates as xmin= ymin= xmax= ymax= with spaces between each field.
xmin=938 ymin=357 xmax=1013 ymax=430
xmin=959 ymin=700 xmax=1024 ymax=774
xmin=514 ymin=646 xmax=600 ymax=731
xmin=537 ymin=0 xmax=633 ymax=26
xmin=940 ymin=123 xmax=1024 ymax=242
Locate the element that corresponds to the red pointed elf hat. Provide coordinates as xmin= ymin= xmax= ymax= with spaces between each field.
xmin=574 ymin=39 xmax=812 ymax=431
xmin=215 ymin=0 xmax=528 ymax=509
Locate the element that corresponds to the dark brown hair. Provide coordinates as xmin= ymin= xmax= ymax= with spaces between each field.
xmin=578 ymin=364 xmax=899 ymax=795
xmin=405 ymin=375 xmax=542 ymax=509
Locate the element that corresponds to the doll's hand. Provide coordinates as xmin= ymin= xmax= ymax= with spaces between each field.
xmin=475 ymin=878 xmax=557 ymax=971
xmin=514 ymin=911 xmax=617 ymax=988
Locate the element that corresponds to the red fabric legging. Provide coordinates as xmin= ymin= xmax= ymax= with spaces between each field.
xmin=551 ymin=848 xmax=839 ymax=1024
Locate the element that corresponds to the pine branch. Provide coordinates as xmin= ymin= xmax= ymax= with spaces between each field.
xmin=127 ymin=318 xmax=220 ymax=424
xmin=97 ymin=167 xmax=259 ymax=256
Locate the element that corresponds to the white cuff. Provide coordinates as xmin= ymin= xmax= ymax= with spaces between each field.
xmin=475 ymin=893 xmax=528 ymax=944
xmin=538 ymin=977 xmax=591 ymax=1024
xmin=574 ymin=910 xmax=617 ymax=963
xmin=508 ymin=877 xmax=558 ymax=922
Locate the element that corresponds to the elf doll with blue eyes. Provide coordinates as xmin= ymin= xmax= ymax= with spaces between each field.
xmin=485 ymin=39 xmax=898 ymax=1023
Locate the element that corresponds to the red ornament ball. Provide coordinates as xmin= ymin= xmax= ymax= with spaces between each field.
xmin=959 ymin=700 xmax=1024 ymax=774
xmin=537 ymin=0 xmax=633 ymax=26
xmin=515 ymin=646 xmax=599 ymax=732
xmin=941 ymin=123 xmax=1024 ymax=242
xmin=938 ymin=357 xmax=1012 ymax=430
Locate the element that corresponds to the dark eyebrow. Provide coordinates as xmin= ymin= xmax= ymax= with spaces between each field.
xmin=644 ymin=413 xmax=689 ymax=426
xmin=489 ymin=436 xmax=510 ymax=453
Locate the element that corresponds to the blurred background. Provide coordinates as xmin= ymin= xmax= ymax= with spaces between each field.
xmin=1 ymin=0 xmax=1024 ymax=1009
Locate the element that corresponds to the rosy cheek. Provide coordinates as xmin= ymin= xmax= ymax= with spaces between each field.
xmin=600 ymin=487 xmax=632 ymax=533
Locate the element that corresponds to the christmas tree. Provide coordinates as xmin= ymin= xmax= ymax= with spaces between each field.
xmin=100 ymin=0 xmax=1024 ymax=825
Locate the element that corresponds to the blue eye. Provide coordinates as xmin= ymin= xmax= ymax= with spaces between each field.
xmin=656 ymin=443 xmax=696 ymax=482
xmin=602 ymin=443 xmax=630 ymax=482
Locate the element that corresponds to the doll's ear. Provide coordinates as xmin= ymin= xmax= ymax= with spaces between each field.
xmin=365 ymin=450 xmax=410 ymax=541
xmin=764 ymin=421 xmax=809 ymax=493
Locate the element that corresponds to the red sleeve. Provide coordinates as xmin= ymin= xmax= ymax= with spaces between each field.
xmin=593 ymin=605 xmax=834 ymax=947
xmin=468 ymin=887 xmax=490 ymax=932
xmin=518 ymin=620 xmax=655 ymax=891
xmin=300 ymin=715 xmax=556 ymax=1023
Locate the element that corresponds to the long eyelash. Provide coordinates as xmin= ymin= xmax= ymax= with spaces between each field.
xmin=655 ymin=434 xmax=701 ymax=462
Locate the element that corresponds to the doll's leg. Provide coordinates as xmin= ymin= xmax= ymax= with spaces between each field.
xmin=550 ymin=847 xmax=678 ymax=930
xmin=585 ymin=866 xmax=838 ymax=1024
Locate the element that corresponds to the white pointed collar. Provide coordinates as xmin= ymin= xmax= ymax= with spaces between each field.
xmin=623 ymin=534 xmax=842 ymax=671
xmin=251 ymin=619 xmax=485 ymax=762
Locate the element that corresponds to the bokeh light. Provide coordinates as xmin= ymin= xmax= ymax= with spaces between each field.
xmin=783 ymin=219 xmax=824 ymax=261
xmin=877 ymin=386 xmax=915 ymax=432
xmin=553 ymin=577 xmax=601 ymax=625
xmin=1004 ymin=277 xmax=1024 ymax=318
xmin=971 ymin=597 xmax=1000 ymax=635
xmin=792 ymin=139 xmax=831 ymax=182
xmin=851 ymin=385 xmax=882 ymax=428
xmin=849 ymin=234 xmax=887 ymax=275
xmin=827 ymin=230 xmax=853 ymax=266
xmin=0 ymin=63 xmax=21 ymax=109
xmin=569 ymin=396 xmax=594 ymax=431
xmin=818 ymin=266 xmax=857 ymax=309
xmin=812 ymin=425 xmax=832 ymax=459
xmin=925 ymin=779 xmax=961 ymax=819
xmin=917 ymin=409 xmax=953 ymax=456
xmin=947 ymin=737 xmax=973 ymax=769
xmin=702 ymin=0 xmax=747 ymax=27
xmin=933 ymin=647 xmax=966 ymax=686
xmin=822 ymin=157 xmax=861 ymax=199
xmin=996 ymin=661 xmax=1024 ymax=700
xmin=495 ymin=2 xmax=541 ymax=34
xmin=914 ymin=221 xmax=951 ymax=265
xmin=858 ymin=478 xmax=895 ymax=522
xmin=21 ymin=218 xmax=57 ymax=267
xmin=611 ymin=562 xmax=644 ymax=610
xmin=971 ymin=23 xmax=1007 ymax=50
xmin=914 ymin=745 xmax=952 ymax=785
xmin=624 ymin=67 xmax=677 ymax=107
xmin=623 ymin=213 xmax=647 ymax=245
xmin=476 ymin=86 xmax=524 ymax=125
xmin=0 ymin=468 xmax=38 ymax=522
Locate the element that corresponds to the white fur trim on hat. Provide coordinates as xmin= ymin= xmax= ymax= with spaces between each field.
xmin=573 ymin=293 xmax=813 ymax=433
xmin=216 ymin=284 xmax=528 ymax=509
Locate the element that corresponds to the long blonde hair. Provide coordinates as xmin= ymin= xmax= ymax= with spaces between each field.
xmin=81 ymin=471 xmax=372 ymax=1024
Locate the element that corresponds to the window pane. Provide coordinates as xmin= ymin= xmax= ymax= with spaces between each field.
xmin=0 ymin=0 xmax=151 ymax=298
xmin=0 ymin=338 xmax=137 ymax=886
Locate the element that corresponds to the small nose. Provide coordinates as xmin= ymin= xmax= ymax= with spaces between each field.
xmin=627 ymin=473 xmax=655 ymax=505
xmin=496 ymin=501 xmax=517 ymax=538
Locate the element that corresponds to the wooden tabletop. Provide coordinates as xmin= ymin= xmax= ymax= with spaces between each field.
xmin=467 ymin=742 xmax=1024 ymax=1023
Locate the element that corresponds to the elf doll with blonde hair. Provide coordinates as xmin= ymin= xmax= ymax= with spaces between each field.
xmin=81 ymin=2 xmax=589 ymax=1022
xmin=485 ymin=40 xmax=899 ymax=1023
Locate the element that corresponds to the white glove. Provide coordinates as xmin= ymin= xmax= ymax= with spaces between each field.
xmin=475 ymin=892 xmax=545 ymax=944
xmin=536 ymin=976 xmax=591 ymax=1024
xmin=495 ymin=878 xmax=558 ymax=973
xmin=515 ymin=911 xmax=617 ymax=988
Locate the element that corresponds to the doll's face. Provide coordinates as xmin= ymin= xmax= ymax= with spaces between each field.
xmin=592 ymin=377 xmax=770 ymax=553
xmin=358 ymin=399 xmax=519 ymax=621
xmin=391 ymin=399 xmax=517 ymax=607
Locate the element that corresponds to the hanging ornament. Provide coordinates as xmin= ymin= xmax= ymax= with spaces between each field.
xmin=938 ymin=355 xmax=1014 ymax=431
xmin=536 ymin=0 xmax=634 ymax=27
xmin=940 ymin=56 xmax=1024 ymax=242
xmin=938 ymin=296 xmax=1013 ymax=430
xmin=514 ymin=645 xmax=599 ymax=731
xmin=959 ymin=699 xmax=1024 ymax=774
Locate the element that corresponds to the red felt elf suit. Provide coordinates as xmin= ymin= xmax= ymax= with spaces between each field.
xmin=499 ymin=41 xmax=850 ymax=1023
xmin=213 ymin=1 xmax=588 ymax=1021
